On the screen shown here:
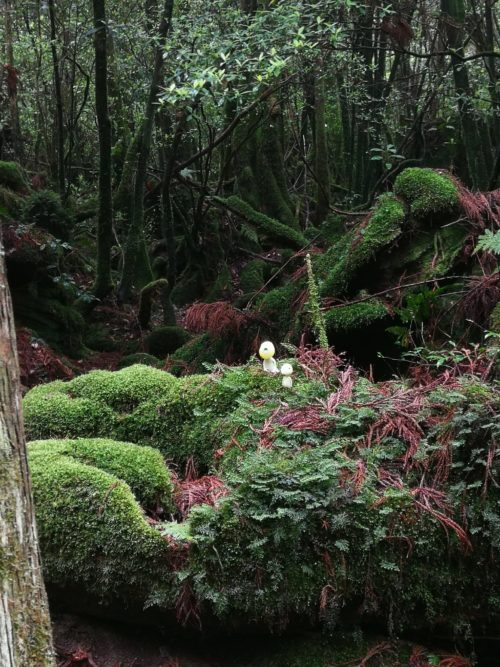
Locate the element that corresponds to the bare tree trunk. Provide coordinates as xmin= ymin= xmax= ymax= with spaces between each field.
xmin=0 ymin=230 xmax=55 ymax=667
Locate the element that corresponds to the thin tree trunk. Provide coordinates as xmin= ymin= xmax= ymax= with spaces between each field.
xmin=0 ymin=230 xmax=55 ymax=667
xmin=48 ymin=0 xmax=65 ymax=196
xmin=93 ymin=0 xmax=113 ymax=298
xmin=118 ymin=0 xmax=175 ymax=303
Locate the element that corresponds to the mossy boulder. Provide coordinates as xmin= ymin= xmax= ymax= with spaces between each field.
xmin=28 ymin=439 xmax=172 ymax=605
xmin=28 ymin=438 xmax=174 ymax=511
xmin=239 ymin=259 xmax=267 ymax=294
xmin=69 ymin=364 xmax=178 ymax=412
xmin=146 ymin=326 xmax=191 ymax=358
xmin=24 ymin=391 xmax=115 ymax=441
xmin=118 ymin=353 xmax=162 ymax=369
xmin=168 ymin=333 xmax=228 ymax=375
xmin=0 ymin=160 xmax=27 ymax=191
xmin=394 ymin=168 xmax=459 ymax=219
xmin=255 ymin=283 xmax=300 ymax=338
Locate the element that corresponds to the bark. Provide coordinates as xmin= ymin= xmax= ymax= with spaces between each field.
xmin=314 ymin=74 xmax=330 ymax=224
xmin=118 ymin=0 xmax=175 ymax=303
xmin=92 ymin=0 xmax=114 ymax=298
xmin=0 ymin=230 xmax=55 ymax=667
xmin=441 ymin=0 xmax=490 ymax=188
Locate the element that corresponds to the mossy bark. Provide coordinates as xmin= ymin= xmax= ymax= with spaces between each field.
xmin=313 ymin=76 xmax=330 ymax=224
xmin=0 ymin=230 xmax=55 ymax=667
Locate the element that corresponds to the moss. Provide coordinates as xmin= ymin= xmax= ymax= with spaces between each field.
xmin=318 ymin=193 xmax=405 ymax=297
xmin=219 ymin=195 xmax=307 ymax=248
xmin=320 ymin=214 xmax=345 ymax=245
xmin=255 ymin=283 xmax=300 ymax=338
xmin=146 ymin=326 xmax=191 ymax=358
xmin=490 ymin=302 xmax=500 ymax=333
xmin=170 ymin=272 xmax=203 ymax=306
xmin=69 ymin=364 xmax=178 ymax=412
xmin=118 ymin=353 xmax=162 ymax=369
xmin=324 ymin=299 xmax=389 ymax=334
xmin=168 ymin=333 xmax=228 ymax=375
xmin=0 ymin=185 xmax=23 ymax=216
xmin=240 ymin=259 xmax=267 ymax=294
xmin=28 ymin=438 xmax=174 ymax=511
xmin=28 ymin=450 xmax=171 ymax=604
xmin=84 ymin=324 xmax=119 ymax=352
xmin=14 ymin=294 xmax=85 ymax=356
xmin=0 ymin=160 xmax=27 ymax=190
xmin=394 ymin=168 xmax=459 ymax=219
xmin=23 ymin=391 xmax=115 ymax=441
xmin=21 ymin=189 xmax=72 ymax=240
xmin=205 ymin=264 xmax=233 ymax=303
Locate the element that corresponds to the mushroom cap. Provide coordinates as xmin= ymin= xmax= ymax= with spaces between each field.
xmin=280 ymin=363 xmax=293 ymax=376
xmin=259 ymin=341 xmax=276 ymax=360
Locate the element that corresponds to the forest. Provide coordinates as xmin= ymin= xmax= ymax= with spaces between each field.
xmin=0 ymin=0 xmax=499 ymax=665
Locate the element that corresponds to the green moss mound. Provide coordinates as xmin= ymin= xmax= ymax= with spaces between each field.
xmin=318 ymin=193 xmax=405 ymax=297
xmin=28 ymin=438 xmax=174 ymax=510
xmin=0 ymin=160 xmax=27 ymax=191
xmin=69 ymin=364 xmax=178 ymax=412
xmin=24 ymin=391 xmax=115 ymax=441
xmin=168 ymin=333 xmax=228 ymax=375
xmin=118 ymin=353 xmax=162 ymax=369
xmin=146 ymin=326 xmax=191 ymax=358
xmin=239 ymin=259 xmax=267 ymax=294
xmin=28 ymin=444 xmax=172 ymax=604
xmin=394 ymin=168 xmax=459 ymax=218
xmin=255 ymin=283 xmax=300 ymax=338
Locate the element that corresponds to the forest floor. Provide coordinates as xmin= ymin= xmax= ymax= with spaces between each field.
xmin=53 ymin=612 xmax=216 ymax=667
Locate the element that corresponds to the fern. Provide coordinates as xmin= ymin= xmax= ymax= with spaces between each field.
xmin=474 ymin=229 xmax=500 ymax=255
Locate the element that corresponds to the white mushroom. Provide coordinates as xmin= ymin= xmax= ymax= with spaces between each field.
xmin=280 ymin=362 xmax=294 ymax=388
xmin=258 ymin=341 xmax=279 ymax=374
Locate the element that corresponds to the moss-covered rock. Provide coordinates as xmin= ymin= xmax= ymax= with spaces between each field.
xmin=28 ymin=438 xmax=174 ymax=511
xmin=24 ymin=391 xmax=115 ymax=441
xmin=146 ymin=326 xmax=191 ymax=358
xmin=118 ymin=353 xmax=162 ymax=369
xmin=168 ymin=333 xmax=228 ymax=375
xmin=239 ymin=259 xmax=267 ymax=294
xmin=69 ymin=364 xmax=178 ymax=412
xmin=0 ymin=160 xmax=27 ymax=191
xmin=394 ymin=168 xmax=459 ymax=219
xmin=206 ymin=264 xmax=233 ymax=302
xmin=255 ymin=283 xmax=300 ymax=338
xmin=28 ymin=443 xmax=172 ymax=605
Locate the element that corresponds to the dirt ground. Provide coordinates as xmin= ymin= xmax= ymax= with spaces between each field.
xmin=52 ymin=612 xmax=221 ymax=667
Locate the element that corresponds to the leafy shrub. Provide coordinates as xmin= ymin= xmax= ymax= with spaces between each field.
xmin=21 ymin=189 xmax=72 ymax=239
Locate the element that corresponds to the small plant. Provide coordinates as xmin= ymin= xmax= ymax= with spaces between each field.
xmin=306 ymin=253 xmax=329 ymax=349
xmin=474 ymin=229 xmax=500 ymax=255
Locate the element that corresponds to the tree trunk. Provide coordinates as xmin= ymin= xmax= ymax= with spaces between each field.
xmin=118 ymin=0 xmax=175 ymax=303
xmin=48 ymin=0 xmax=65 ymax=196
xmin=93 ymin=0 xmax=114 ymax=298
xmin=0 ymin=230 xmax=55 ymax=667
